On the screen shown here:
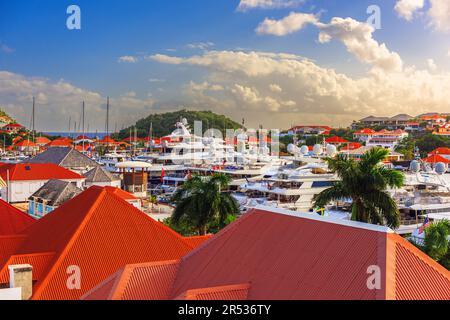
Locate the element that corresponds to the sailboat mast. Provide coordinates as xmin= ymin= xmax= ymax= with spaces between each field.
xmin=106 ymin=97 xmax=110 ymax=149
xmin=82 ymin=101 xmax=85 ymax=152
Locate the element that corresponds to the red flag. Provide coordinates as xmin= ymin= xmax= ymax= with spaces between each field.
xmin=160 ymin=167 xmax=165 ymax=183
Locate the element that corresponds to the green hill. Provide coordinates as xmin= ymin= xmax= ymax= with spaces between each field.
xmin=0 ymin=108 xmax=14 ymax=124
xmin=116 ymin=110 xmax=243 ymax=139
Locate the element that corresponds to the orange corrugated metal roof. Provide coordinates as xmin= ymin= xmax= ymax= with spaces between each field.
xmin=0 ymin=199 xmax=35 ymax=235
xmin=183 ymin=235 xmax=212 ymax=248
xmin=0 ymin=163 xmax=85 ymax=181
xmin=0 ymin=235 xmax=27 ymax=266
xmin=387 ymin=234 xmax=450 ymax=300
xmin=0 ymin=186 xmax=195 ymax=300
xmin=0 ymin=252 xmax=55 ymax=283
xmin=103 ymin=186 xmax=137 ymax=200
xmin=90 ymin=207 xmax=450 ymax=300
xmin=176 ymin=283 xmax=250 ymax=300
xmin=82 ymin=260 xmax=180 ymax=300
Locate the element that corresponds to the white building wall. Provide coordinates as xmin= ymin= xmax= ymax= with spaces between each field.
xmin=3 ymin=179 xmax=85 ymax=203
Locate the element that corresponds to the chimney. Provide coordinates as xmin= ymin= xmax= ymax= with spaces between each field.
xmin=8 ymin=264 xmax=33 ymax=300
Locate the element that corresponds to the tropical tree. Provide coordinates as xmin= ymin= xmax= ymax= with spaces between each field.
xmin=313 ymin=147 xmax=405 ymax=228
xmin=413 ymin=220 xmax=450 ymax=269
xmin=148 ymin=195 xmax=158 ymax=210
xmin=171 ymin=173 xmax=240 ymax=235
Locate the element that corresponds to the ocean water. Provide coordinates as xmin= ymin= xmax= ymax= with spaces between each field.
xmin=43 ymin=132 xmax=109 ymax=139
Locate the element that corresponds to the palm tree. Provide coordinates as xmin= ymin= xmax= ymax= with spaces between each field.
xmin=313 ymin=147 xmax=405 ymax=228
xmin=421 ymin=220 xmax=450 ymax=262
xmin=171 ymin=173 xmax=240 ymax=235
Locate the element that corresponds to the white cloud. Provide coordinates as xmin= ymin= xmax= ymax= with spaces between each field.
xmin=269 ymin=84 xmax=283 ymax=93
xmin=317 ymin=18 xmax=403 ymax=72
xmin=150 ymin=50 xmax=450 ymax=127
xmin=0 ymin=41 xmax=14 ymax=54
xmin=0 ymin=71 xmax=155 ymax=131
xmin=427 ymin=58 xmax=437 ymax=71
xmin=118 ymin=56 xmax=138 ymax=63
xmin=428 ymin=0 xmax=450 ymax=32
xmin=237 ymin=0 xmax=303 ymax=12
xmin=395 ymin=0 xmax=450 ymax=33
xmin=186 ymin=42 xmax=215 ymax=50
xmin=394 ymin=0 xmax=425 ymax=21
xmin=149 ymin=78 xmax=165 ymax=83
xmin=256 ymin=12 xmax=318 ymax=36
xmin=255 ymin=13 xmax=403 ymax=72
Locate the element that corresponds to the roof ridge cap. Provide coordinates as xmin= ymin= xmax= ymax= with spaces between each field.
xmin=254 ymin=205 xmax=394 ymax=233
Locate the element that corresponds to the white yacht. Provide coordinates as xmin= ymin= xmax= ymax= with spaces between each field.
xmin=235 ymin=162 xmax=339 ymax=213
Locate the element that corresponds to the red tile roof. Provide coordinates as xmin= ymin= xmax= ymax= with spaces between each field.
xmin=325 ymin=136 xmax=348 ymax=143
xmin=0 ymin=199 xmax=35 ymax=235
xmin=341 ymin=142 xmax=362 ymax=151
xmin=354 ymin=128 xmax=376 ymax=135
xmin=422 ymin=154 xmax=450 ymax=164
xmin=0 ymin=186 xmax=198 ymax=300
xmin=46 ymin=138 xmax=72 ymax=147
xmin=88 ymin=208 xmax=450 ymax=300
xmin=14 ymin=139 xmax=37 ymax=147
xmin=35 ymin=137 xmax=51 ymax=145
xmin=0 ymin=163 xmax=85 ymax=181
xmin=429 ymin=147 xmax=450 ymax=155
xmin=3 ymin=123 xmax=24 ymax=128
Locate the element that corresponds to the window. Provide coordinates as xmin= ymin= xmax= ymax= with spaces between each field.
xmin=311 ymin=181 xmax=335 ymax=188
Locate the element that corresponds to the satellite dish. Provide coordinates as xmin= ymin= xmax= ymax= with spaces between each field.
xmin=409 ymin=160 xmax=420 ymax=173
xmin=300 ymin=145 xmax=309 ymax=155
xmin=435 ymin=162 xmax=447 ymax=175
xmin=287 ymin=144 xmax=299 ymax=155
xmin=326 ymin=144 xmax=337 ymax=157
xmin=313 ymin=144 xmax=323 ymax=156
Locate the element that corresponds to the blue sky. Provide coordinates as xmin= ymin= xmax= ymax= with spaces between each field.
xmin=1 ymin=0 xmax=450 ymax=131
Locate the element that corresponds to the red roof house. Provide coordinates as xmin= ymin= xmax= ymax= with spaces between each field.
xmin=429 ymin=147 xmax=450 ymax=156
xmin=0 ymin=163 xmax=85 ymax=203
xmin=84 ymin=207 xmax=450 ymax=300
xmin=422 ymin=154 xmax=450 ymax=164
xmin=35 ymin=137 xmax=51 ymax=146
xmin=0 ymin=199 xmax=35 ymax=235
xmin=46 ymin=138 xmax=73 ymax=148
xmin=325 ymin=136 xmax=349 ymax=144
xmin=341 ymin=142 xmax=362 ymax=151
xmin=0 ymin=186 xmax=201 ymax=300
xmin=2 ymin=123 xmax=24 ymax=134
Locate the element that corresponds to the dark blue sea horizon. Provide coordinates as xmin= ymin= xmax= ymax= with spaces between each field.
xmin=43 ymin=132 xmax=109 ymax=139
